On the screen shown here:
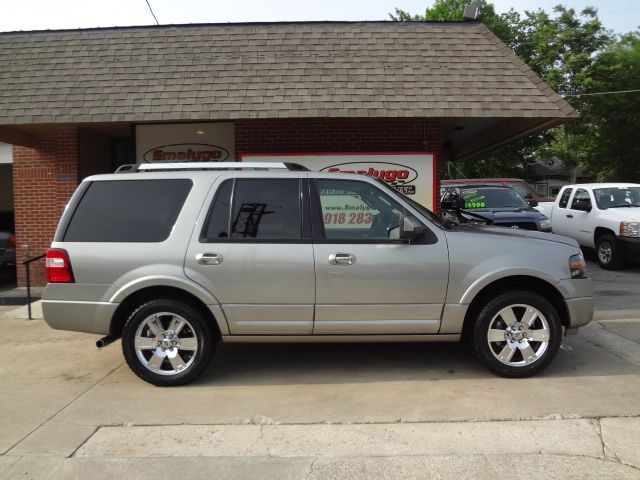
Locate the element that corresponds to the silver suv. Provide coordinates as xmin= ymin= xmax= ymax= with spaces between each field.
xmin=42 ymin=162 xmax=593 ymax=386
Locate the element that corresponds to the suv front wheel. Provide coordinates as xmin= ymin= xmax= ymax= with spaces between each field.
xmin=471 ymin=291 xmax=562 ymax=378
xmin=122 ymin=299 xmax=217 ymax=386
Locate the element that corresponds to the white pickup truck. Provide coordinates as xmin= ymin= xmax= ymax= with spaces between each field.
xmin=537 ymin=183 xmax=640 ymax=270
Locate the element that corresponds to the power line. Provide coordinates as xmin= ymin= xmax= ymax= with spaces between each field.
xmin=144 ymin=0 xmax=160 ymax=26
xmin=564 ymin=89 xmax=640 ymax=97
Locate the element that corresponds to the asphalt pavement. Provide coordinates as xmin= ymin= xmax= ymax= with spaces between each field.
xmin=1 ymin=261 xmax=639 ymax=479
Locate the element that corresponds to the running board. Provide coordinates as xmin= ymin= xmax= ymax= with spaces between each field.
xmin=222 ymin=334 xmax=460 ymax=343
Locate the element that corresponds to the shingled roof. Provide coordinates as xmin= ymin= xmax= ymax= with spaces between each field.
xmin=0 ymin=21 xmax=575 ymax=125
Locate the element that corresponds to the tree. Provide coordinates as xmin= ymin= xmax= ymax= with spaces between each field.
xmin=390 ymin=0 xmax=516 ymax=45
xmin=512 ymin=6 xmax=609 ymax=96
xmin=581 ymin=33 xmax=640 ymax=180
xmin=392 ymin=2 xmax=623 ymax=182
xmin=514 ymin=6 xmax=611 ymax=179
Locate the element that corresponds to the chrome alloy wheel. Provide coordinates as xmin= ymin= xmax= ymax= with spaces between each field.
xmin=486 ymin=304 xmax=550 ymax=367
xmin=598 ymin=241 xmax=613 ymax=265
xmin=134 ymin=312 xmax=199 ymax=376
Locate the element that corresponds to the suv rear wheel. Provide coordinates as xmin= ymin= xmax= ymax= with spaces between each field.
xmin=471 ymin=291 xmax=562 ymax=378
xmin=122 ymin=299 xmax=217 ymax=386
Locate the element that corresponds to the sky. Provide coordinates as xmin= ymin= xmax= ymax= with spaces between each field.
xmin=0 ymin=0 xmax=638 ymax=34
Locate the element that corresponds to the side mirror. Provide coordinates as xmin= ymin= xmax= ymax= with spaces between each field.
xmin=573 ymin=199 xmax=592 ymax=212
xmin=440 ymin=200 xmax=457 ymax=210
xmin=399 ymin=214 xmax=427 ymax=241
xmin=528 ymin=199 xmax=539 ymax=207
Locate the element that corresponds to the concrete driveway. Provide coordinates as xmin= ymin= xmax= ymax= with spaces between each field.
xmin=1 ymin=261 xmax=639 ymax=479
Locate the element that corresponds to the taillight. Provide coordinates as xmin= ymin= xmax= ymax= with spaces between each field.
xmin=46 ymin=248 xmax=75 ymax=283
xmin=7 ymin=235 xmax=15 ymax=248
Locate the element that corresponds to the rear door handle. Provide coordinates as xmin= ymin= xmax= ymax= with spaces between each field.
xmin=196 ymin=253 xmax=223 ymax=265
xmin=328 ymin=253 xmax=356 ymax=265
xmin=566 ymin=214 xmax=573 ymax=218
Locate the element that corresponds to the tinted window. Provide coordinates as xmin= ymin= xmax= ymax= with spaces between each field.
xmin=571 ymin=189 xmax=591 ymax=209
xmin=230 ymin=179 xmax=301 ymax=239
xmin=558 ymin=188 xmax=573 ymax=208
xmin=64 ymin=179 xmax=192 ymax=242
xmin=318 ymin=179 xmax=404 ymax=240
xmin=201 ymin=180 xmax=233 ymax=241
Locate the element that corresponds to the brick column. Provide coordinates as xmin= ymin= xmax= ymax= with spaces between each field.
xmin=13 ymin=126 xmax=80 ymax=286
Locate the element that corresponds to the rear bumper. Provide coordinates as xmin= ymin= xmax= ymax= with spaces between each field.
xmin=0 ymin=250 xmax=15 ymax=274
xmin=42 ymin=300 xmax=117 ymax=335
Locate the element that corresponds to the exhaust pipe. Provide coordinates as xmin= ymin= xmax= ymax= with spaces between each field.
xmin=96 ymin=335 xmax=119 ymax=349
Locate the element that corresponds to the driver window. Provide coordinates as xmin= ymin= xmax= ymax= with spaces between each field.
xmin=570 ymin=189 xmax=591 ymax=210
xmin=317 ymin=179 xmax=404 ymax=240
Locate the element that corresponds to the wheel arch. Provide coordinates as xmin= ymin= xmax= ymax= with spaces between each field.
xmin=461 ymin=275 xmax=569 ymax=338
xmin=594 ymin=226 xmax=616 ymax=245
xmin=109 ymin=286 xmax=226 ymax=338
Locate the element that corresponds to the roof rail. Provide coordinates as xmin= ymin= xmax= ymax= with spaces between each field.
xmin=115 ymin=162 xmax=309 ymax=173
xmin=116 ymin=162 xmax=309 ymax=173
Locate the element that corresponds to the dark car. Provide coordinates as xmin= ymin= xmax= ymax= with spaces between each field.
xmin=441 ymin=178 xmax=555 ymax=202
xmin=0 ymin=230 xmax=16 ymax=280
xmin=440 ymin=185 xmax=552 ymax=232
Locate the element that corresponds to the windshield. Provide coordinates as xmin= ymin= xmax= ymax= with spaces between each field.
xmin=460 ymin=188 xmax=529 ymax=209
xmin=594 ymin=187 xmax=640 ymax=209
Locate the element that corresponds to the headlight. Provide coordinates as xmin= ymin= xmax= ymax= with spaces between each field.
xmin=569 ymin=253 xmax=587 ymax=279
xmin=620 ymin=222 xmax=640 ymax=237
xmin=539 ymin=219 xmax=552 ymax=230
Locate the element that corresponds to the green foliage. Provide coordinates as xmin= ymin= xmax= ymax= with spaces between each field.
xmin=390 ymin=0 xmax=516 ymax=44
xmin=392 ymin=1 xmax=639 ymax=182
xmin=513 ymin=6 xmax=609 ymax=97
xmin=442 ymin=137 xmax=539 ymax=180
xmin=581 ymin=33 xmax=640 ymax=180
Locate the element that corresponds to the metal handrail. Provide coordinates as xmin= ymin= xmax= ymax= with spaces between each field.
xmin=23 ymin=253 xmax=45 ymax=320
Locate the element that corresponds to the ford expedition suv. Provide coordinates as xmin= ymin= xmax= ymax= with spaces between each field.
xmin=42 ymin=162 xmax=593 ymax=386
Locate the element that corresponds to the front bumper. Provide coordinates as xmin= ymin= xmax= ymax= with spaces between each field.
xmin=556 ymin=278 xmax=594 ymax=330
xmin=617 ymin=236 xmax=640 ymax=261
xmin=565 ymin=297 xmax=594 ymax=329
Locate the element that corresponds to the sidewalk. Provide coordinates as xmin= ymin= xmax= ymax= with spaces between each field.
xmin=2 ymin=418 xmax=639 ymax=479
xmin=1 ymin=308 xmax=640 ymax=480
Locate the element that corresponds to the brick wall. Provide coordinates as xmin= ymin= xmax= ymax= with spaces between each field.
xmin=13 ymin=126 xmax=79 ymax=286
xmin=236 ymin=118 xmax=442 ymax=155
xmin=236 ymin=117 xmax=444 ymax=209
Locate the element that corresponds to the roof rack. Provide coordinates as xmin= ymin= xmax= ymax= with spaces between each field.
xmin=115 ymin=162 xmax=309 ymax=173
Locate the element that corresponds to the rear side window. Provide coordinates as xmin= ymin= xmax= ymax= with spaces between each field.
xmin=558 ymin=188 xmax=573 ymax=208
xmin=64 ymin=179 xmax=192 ymax=242
xmin=201 ymin=178 xmax=302 ymax=241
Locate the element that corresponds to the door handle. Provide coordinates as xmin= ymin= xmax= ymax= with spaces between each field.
xmin=566 ymin=214 xmax=573 ymax=218
xmin=328 ymin=253 xmax=356 ymax=265
xmin=196 ymin=253 xmax=223 ymax=265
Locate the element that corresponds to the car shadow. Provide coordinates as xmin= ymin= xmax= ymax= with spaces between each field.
xmin=191 ymin=330 xmax=638 ymax=387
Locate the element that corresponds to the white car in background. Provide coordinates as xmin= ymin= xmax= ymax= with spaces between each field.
xmin=537 ymin=183 xmax=640 ymax=269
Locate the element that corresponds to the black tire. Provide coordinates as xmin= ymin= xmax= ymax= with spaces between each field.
xmin=122 ymin=298 xmax=217 ymax=386
xmin=596 ymin=234 xmax=624 ymax=270
xmin=471 ymin=290 xmax=562 ymax=378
